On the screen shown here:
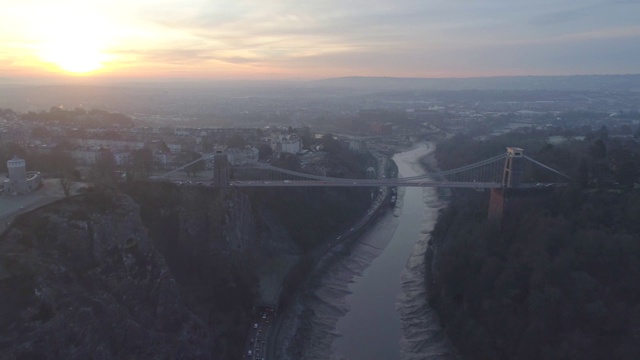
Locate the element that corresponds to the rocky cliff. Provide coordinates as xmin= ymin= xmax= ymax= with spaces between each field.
xmin=0 ymin=193 xmax=211 ymax=359
xmin=125 ymin=182 xmax=370 ymax=308
xmin=0 ymin=181 xmax=370 ymax=359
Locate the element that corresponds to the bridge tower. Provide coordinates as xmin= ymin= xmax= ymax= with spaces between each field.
xmin=212 ymin=152 xmax=229 ymax=187
xmin=502 ymin=147 xmax=524 ymax=188
xmin=489 ymin=147 xmax=524 ymax=222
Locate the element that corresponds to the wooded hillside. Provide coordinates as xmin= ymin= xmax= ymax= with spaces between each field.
xmin=429 ymin=130 xmax=640 ymax=360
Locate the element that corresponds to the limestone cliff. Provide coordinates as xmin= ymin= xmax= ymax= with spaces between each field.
xmin=125 ymin=183 xmax=301 ymax=303
xmin=125 ymin=183 xmax=370 ymax=308
xmin=0 ymin=193 xmax=212 ymax=359
xmin=0 ymin=182 xmax=370 ymax=360
xmin=124 ymin=183 xmax=302 ymax=358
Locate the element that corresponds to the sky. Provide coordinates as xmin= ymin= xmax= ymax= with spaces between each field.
xmin=1 ymin=0 xmax=639 ymax=81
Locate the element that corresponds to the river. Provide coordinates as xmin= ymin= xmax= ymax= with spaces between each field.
xmin=277 ymin=142 xmax=456 ymax=360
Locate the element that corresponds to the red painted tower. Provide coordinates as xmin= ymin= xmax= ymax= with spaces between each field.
xmin=488 ymin=147 xmax=524 ymax=222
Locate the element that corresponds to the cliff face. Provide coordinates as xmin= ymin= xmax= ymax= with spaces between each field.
xmin=125 ymin=183 xmax=369 ymax=308
xmin=124 ymin=183 xmax=301 ymax=358
xmin=127 ymin=183 xmax=273 ymax=254
xmin=0 ymin=182 xmax=370 ymax=360
xmin=0 ymin=193 xmax=211 ymax=359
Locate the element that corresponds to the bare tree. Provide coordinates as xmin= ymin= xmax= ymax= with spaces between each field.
xmin=60 ymin=177 xmax=72 ymax=197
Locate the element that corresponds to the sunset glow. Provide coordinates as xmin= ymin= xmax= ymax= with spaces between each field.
xmin=0 ymin=0 xmax=639 ymax=80
xmin=26 ymin=6 xmax=114 ymax=74
xmin=38 ymin=43 xmax=108 ymax=74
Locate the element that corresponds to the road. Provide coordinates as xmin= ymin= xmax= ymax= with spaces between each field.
xmin=227 ymin=179 xmax=502 ymax=188
xmin=1 ymin=179 xmax=86 ymax=235
xmin=243 ymin=307 xmax=275 ymax=360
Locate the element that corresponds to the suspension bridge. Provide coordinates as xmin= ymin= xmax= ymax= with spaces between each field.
xmin=151 ymin=147 xmax=571 ymax=189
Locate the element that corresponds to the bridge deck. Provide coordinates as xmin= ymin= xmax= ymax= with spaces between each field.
xmin=227 ymin=180 xmax=505 ymax=188
xmin=154 ymin=148 xmax=569 ymax=189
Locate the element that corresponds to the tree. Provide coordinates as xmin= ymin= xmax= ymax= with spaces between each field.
xmin=132 ymin=147 xmax=154 ymax=178
xmin=321 ymin=133 xmax=341 ymax=153
xmin=91 ymin=149 xmax=117 ymax=186
xmin=31 ymin=126 xmax=51 ymax=138
xmin=183 ymin=151 xmax=204 ymax=177
xmin=72 ymin=107 xmax=87 ymax=116
xmin=47 ymin=150 xmax=75 ymax=177
xmin=300 ymin=126 xmax=313 ymax=149
xmin=157 ymin=140 xmax=170 ymax=153
xmin=272 ymin=153 xmax=300 ymax=171
xmin=615 ymin=160 xmax=638 ymax=186
xmin=578 ymin=159 xmax=589 ymax=188
xmin=1 ymin=143 xmax=27 ymax=164
xmin=634 ymin=126 xmax=640 ymax=140
xmin=59 ymin=177 xmax=72 ymax=197
xmin=100 ymin=130 xmax=122 ymax=140
xmin=591 ymin=139 xmax=607 ymax=159
xmin=226 ymin=134 xmax=246 ymax=149
xmin=620 ymin=124 xmax=633 ymax=136
xmin=597 ymin=125 xmax=609 ymax=140
xmin=258 ymin=144 xmax=273 ymax=160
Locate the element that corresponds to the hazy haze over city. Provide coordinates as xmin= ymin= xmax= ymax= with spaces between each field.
xmin=4 ymin=1 xmax=640 ymax=360
xmin=2 ymin=0 xmax=640 ymax=82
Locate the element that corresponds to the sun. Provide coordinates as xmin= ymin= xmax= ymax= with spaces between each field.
xmin=30 ymin=7 xmax=113 ymax=75
xmin=39 ymin=42 xmax=108 ymax=74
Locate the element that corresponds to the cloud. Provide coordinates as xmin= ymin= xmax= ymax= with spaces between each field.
xmin=527 ymin=7 xmax=594 ymax=26
xmin=1 ymin=0 xmax=640 ymax=78
xmin=109 ymin=47 xmax=267 ymax=67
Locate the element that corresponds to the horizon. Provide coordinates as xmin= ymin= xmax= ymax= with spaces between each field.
xmin=2 ymin=1 xmax=639 ymax=81
xmin=2 ymin=73 xmax=640 ymax=87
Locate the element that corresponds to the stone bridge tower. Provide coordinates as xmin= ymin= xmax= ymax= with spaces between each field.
xmin=488 ymin=147 xmax=525 ymax=222
xmin=212 ymin=152 xmax=229 ymax=187
xmin=502 ymin=147 xmax=524 ymax=188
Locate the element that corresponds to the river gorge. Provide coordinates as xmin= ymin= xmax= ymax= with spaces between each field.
xmin=278 ymin=143 xmax=457 ymax=360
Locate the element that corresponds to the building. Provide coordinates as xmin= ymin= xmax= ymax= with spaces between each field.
xmin=348 ymin=138 xmax=368 ymax=153
xmin=167 ymin=143 xmax=182 ymax=153
xmin=227 ymin=146 xmax=259 ymax=166
xmin=0 ymin=129 xmax=27 ymax=148
xmin=70 ymin=138 xmax=145 ymax=151
xmin=70 ymin=149 xmax=99 ymax=165
xmin=153 ymin=152 xmax=171 ymax=166
xmin=113 ymin=151 xmax=132 ymax=166
xmin=271 ymin=134 xmax=302 ymax=154
xmin=370 ymin=123 xmax=393 ymax=135
xmin=299 ymin=150 xmax=327 ymax=165
xmin=3 ymin=157 xmax=41 ymax=195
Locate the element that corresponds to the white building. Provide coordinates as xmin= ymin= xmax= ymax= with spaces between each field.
xmin=3 ymin=157 xmax=41 ymax=195
xmin=71 ymin=138 xmax=145 ymax=151
xmin=271 ymin=134 xmax=302 ymax=154
xmin=167 ymin=143 xmax=182 ymax=153
xmin=153 ymin=153 xmax=168 ymax=166
xmin=70 ymin=149 xmax=99 ymax=165
xmin=113 ymin=152 xmax=132 ymax=166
